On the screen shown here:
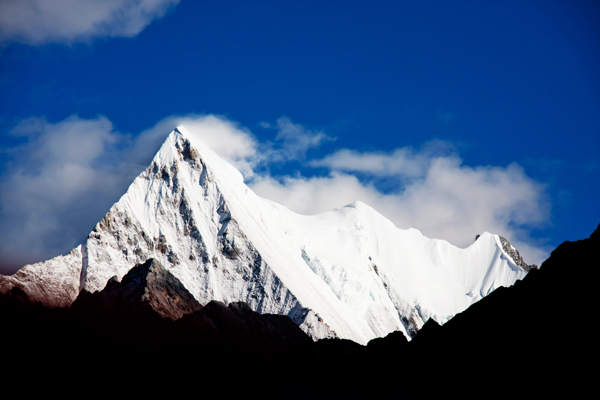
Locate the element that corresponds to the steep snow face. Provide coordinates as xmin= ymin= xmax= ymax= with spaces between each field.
xmin=0 ymin=127 xmax=530 ymax=344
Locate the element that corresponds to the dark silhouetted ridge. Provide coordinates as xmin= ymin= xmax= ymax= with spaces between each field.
xmin=1 ymin=224 xmax=597 ymax=399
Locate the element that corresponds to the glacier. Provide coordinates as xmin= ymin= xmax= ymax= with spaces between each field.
xmin=0 ymin=126 xmax=533 ymax=345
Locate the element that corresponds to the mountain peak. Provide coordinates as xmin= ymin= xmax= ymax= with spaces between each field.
xmin=0 ymin=127 xmax=532 ymax=344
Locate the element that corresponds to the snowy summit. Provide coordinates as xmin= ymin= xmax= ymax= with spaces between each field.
xmin=0 ymin=126 xmax=534 ymax=345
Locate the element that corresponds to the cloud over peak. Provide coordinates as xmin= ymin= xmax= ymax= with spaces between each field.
xmin=251 ymin=140 xmax=551 ymax=266
xmin=273 ymin=117 xmax=334 ymax=161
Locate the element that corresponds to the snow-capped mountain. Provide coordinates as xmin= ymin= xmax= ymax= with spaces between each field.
xmin=0 ymin=126 xmax=535 ymax=345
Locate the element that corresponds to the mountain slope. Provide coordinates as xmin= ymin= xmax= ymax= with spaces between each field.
xmin=0 ymin=126 xmax=534 ymax=344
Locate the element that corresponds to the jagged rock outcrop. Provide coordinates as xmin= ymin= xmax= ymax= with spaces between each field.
xmin=498 ymin=235 xmax=538 ymax=271
xmin=71 ymin=258 xmax=203 ymax=320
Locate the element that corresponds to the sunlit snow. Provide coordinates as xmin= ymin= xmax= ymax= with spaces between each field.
xmin=0 ymin=127 xmax=529 ymax=345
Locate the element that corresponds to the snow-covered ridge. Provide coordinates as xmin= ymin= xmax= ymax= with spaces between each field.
xmin=0 ymin=127 xmax=531 ymax=344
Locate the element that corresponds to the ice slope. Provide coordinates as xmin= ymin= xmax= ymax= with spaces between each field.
xmin=0 ymin=127 xmax=530 ymax=344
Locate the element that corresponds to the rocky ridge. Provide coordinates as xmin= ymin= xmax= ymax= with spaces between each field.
xmin=499 ymin=235 xmax=538 ymax=272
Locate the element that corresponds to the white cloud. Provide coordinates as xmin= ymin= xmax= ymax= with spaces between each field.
xmin=138 ymin=114 xmax=260 ymax=177
xmin=250 ymin=172 xmax=382 ymax=216
xmin=0 ymin=113 xmax=551 ymax=273
xmin=250 ymin=146 xmax=551 ymax=266
xmin=268 ymin=116 xmax=334 ymax=162
xmin=0 ymin=0 xmax=179 ymax=45
xmin=311 ymin=140 xmax=455 ymax=181
xmin=0 ymin=115 xmax=133 ymax=271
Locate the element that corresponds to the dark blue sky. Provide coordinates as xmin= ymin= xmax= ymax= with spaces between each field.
xmin=0 ymin=0 xmax=598 ymax=272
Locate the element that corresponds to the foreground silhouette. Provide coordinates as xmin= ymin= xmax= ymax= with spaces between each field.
xmin=2 ymin=224 xmax=596 ymax=399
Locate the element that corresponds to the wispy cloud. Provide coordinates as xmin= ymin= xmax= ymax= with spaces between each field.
xmin=0 ymin=0 xmax=180 ymax=45
xmin=0 ymin=114 xmax=552 ymax=273
xmin=271 ymin=117 xmax=334 ymax=161
xmin=310 ymin=140 xmax=456 ymax=181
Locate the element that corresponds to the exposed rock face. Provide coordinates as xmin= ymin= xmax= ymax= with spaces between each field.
xmin=498 ymin=235 xmax=538 ymax=271
xmin=72 ymin=258 xmax=203 ymax=320
xmin=0 ymin=126 xmax=533 ymax=344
